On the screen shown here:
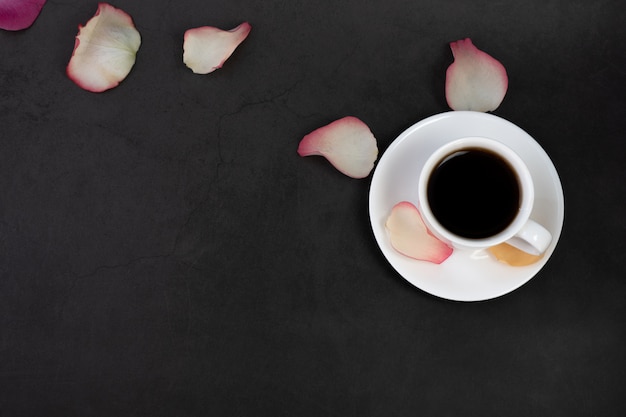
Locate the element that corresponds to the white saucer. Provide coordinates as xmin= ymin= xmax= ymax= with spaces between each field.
xmin=369 ymin=111 xmax=564 ymax=302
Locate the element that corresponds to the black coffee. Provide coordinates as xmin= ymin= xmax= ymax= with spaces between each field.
xmin=426 ymin=148 xmax=520 ymax=239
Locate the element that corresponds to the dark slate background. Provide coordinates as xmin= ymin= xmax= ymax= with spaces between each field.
xmin=1 ymin=0 xmax=625 ymax=416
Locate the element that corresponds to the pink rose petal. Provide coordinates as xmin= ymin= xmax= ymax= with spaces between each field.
xmin=66 ymin=3 xmax=141 ymax=93
xmin=297 ymin=116 xmax=378 ymax=179
xmin=183 ymin=22 xmax=252 ymax=74
xmin=445 ymin=38 xmax=508 ymax=112
xmin=0 ymin=0 xmax=46 ymax=31
xmin=385 ymin=201 xmax=453 ymax=264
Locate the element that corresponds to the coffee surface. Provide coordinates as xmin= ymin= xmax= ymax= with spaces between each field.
xmin=427 ymin=148 xmax=520 ymax=239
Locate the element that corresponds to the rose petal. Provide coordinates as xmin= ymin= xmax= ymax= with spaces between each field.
xmin=488 ymin=243 xmax=543 ymax=266
xmin=0 ymin=0 xmax=46 ymax=31
xmin=66 ymin=3 xmax=141 ymax=93
xmin=445 ymin=38 xmax=508 ymax=112
xmin=385 ymin=201 xmax=453 ymax=264
xmin=297 ymin=116 xmax=378 ymax=179
xmin=183 ymin=22 xmax=251 ymax=74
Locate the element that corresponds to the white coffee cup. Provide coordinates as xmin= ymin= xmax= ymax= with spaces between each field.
xmin=417 ymin=136 xmax=551 ymax=256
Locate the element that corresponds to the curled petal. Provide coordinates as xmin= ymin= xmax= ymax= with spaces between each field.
xmin=0 ymin=0 xmax=46 ymax=31
xmin=385 ymin=202 xmax=453 ymax=264
xmin=66 ymin=3 xmax=141 ymax=93
xmin=445 ymin=38 xmax=508 ymax=112
xmin=488 ymin=243 xmax=543 ymax=266
xmin=297 ymin=116 xmax=378 ymax=179
xmin=183 ymin=22 xmax=251 ymax=74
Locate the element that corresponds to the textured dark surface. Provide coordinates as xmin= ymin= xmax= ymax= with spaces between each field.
xmin=1 ymin=0 xmax=625 ymax=416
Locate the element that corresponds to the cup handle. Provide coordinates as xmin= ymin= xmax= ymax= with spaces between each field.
xmin=505 ymin=220 xmax=552 ymax=256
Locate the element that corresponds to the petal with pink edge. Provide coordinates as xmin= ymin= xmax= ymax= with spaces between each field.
xmin=66 ymin=3 xmax=141 ymax=93
xmin=183 ymin=22 xmax=252 ymax=74
xmin=445 ymin=38 xmax=508 ymax=112
xmin=0 ymin=0 xmax=46 ymax=31
xmin=297 ymin=116 xmax=378 ymax=179
xmin=385 ymin=201 xmax=453 ymax=264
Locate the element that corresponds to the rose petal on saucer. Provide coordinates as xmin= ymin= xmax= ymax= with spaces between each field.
xmin=445 ymin=38 xmax=508 ymax=112
xmin=488 ymin=242 xmax=543 ymax=266
xmin=385 ymin=201 xmax=453 ymax=264
xmin=0 ymin=0 xmax=46 ymax=31
xmin=183 ymin=22 xmax=251 ymax=74
xmin=66 ymin=3 xmax=141 ymax=93
xmin=297 ymin=116 xmax=378 ymax=179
